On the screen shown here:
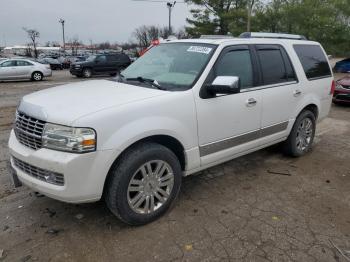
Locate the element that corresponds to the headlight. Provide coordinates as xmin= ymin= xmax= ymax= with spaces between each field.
xmin=42 ymin=123 xmax=96 ymax=153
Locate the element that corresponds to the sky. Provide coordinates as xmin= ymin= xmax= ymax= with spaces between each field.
xmin=0 ymin=0 xmax=194 ymax=46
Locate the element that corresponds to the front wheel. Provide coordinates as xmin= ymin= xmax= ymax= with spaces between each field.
xmin=31 ymin=72 xmax=43 ymax=81
xmin=105 ymin=142 xmax=182 ymax=225
xmin=283 ymin=110 xmax=316 ymax=157
xmin=82 ymin=68 xmax=92 ymax=78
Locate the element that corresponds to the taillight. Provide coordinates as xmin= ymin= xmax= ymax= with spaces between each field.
xmin=330 ymin=80 xmax=335 ymax=95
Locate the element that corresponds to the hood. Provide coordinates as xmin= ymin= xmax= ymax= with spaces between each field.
xmin=18 ymin=80 xmax=167 ymax=125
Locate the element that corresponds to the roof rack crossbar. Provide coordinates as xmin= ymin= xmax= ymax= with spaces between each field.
xmin=199 ymin=35 xmax=234 ymax=39
xmin=239 ymin=32 xmax=307 ymax=40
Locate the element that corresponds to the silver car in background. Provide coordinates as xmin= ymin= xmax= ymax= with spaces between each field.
xmin=0 ymin=59 xmax=52 ymax=81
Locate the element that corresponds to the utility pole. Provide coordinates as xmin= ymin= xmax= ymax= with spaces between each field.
xmin=59 ymin=19 xmax=66 ymax=55
xmin=132 ymin=0 xmax=184 ymax=36
xmin=167 ymin=1 xmax=176 ymax=35
xmin=247 ymin=0 xmax=255 ymax=32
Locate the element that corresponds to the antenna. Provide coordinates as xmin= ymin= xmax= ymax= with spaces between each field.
xmin=132 ymin=0 xmax=185 ymax=35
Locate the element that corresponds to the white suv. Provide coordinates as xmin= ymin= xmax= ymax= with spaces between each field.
xmin=8 ymin=33 xmax=334 ymax=225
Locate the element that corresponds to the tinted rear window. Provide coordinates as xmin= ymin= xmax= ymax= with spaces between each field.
xmin=293 ymin=44 xmax=331 ymax=80
xmin=257 ymin=45 xmax=296 ymax=85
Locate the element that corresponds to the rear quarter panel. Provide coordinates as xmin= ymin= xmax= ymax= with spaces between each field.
xmin=286 ymin=41 xmax=333 ymax=121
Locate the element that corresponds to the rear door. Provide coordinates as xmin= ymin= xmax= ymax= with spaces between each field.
xmin=256 ymin=44 xmax=300 ymax=141
xmin=107 ymin=55 xmax=119 ymax=72
xmin=0 ymin=60 xmax=18 ymax=79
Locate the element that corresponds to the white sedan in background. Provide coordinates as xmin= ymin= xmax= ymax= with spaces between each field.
xmin=0 ymin=59 xmax=52 ymax=81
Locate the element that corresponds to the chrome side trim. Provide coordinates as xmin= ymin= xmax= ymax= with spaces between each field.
xmin=199 ymin=121 xmax=289 ymax=157
xmin=241 ymin=81 xmax=297 ymax=93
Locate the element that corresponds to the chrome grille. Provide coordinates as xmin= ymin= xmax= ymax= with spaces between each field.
xmin=12 ymin=156 xmax=65 ymax=186
xmin=14 ymin=111 xmax=46 ymax=150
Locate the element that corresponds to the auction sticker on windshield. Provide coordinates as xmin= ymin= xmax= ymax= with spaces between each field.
xmin=187 ymin=46 xmax=212 ymax=54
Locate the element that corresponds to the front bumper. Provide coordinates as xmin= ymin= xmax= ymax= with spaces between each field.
xmin=69 ymin=67 xmax=83 ymax=75
xmin=333 ymin=89 xmax=350 ymax=103
xmin=8 ymin=130 xmax=118 ymax=203
xmin=43 ymin=68 xmax=52 ymax=77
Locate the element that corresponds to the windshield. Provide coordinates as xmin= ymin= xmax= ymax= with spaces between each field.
xmin=121 ymin=42 xmax=216 ymax=90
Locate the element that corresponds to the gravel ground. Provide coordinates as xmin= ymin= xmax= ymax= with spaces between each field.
xmin=0 ymin=70 xmax=349 ymax=262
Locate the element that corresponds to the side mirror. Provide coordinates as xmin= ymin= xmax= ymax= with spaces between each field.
xmin=207 ymin=76 xmax=240 ymax=95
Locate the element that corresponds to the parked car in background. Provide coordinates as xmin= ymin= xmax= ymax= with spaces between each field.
xmin=70 ymin=53 xmax=131 ymax=78
xmin=333 ymin=58 xmax=350 ymax=73
xmin=0 ymin=59 xmax=51 ymax=81
xmin=333 ymin=76 xmax=350 ymax=104
xmin=37 ymin=58 xmax=63 ymax=70
xmin=57 ymin=56 xmax=71 ymax=69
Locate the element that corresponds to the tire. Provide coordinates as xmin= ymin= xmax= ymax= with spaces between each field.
xmin=105 ymin=142 xmax=182 ymax=225
xmin=283 ymin=110 xmax=316 ymax=157
xmin=82 ymin=68 xmax=92 ymax=78
xmin=31 ymin=71 xmax=43 ymax=81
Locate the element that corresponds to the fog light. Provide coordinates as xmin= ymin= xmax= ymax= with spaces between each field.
xmin=44 ymin=173 xmax=57 ymax=184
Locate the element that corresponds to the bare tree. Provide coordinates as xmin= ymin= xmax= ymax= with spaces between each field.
xmin=25 ymin=44 xmax=32 ymax=57
xmin=68 ymin=36 xmax=81 ymax=56
xmin=133 ymin=25 xmax=186 ymax=48
xmin=133 ymin=25 xmax=154 ymax=48
xmin=23 ymin=28 xmax=40 ymax=58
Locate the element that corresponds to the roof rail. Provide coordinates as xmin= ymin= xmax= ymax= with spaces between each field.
xmin=199 ymin=35 xmax=234 ymax=39
xmin=239 ymin=32 xmax=307 ymax=40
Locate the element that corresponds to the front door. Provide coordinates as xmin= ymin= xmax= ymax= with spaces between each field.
xmin=94 ymin=55 xmax=108 ymax=73
xmin=195 ymin=45 xmax=263 ymax=166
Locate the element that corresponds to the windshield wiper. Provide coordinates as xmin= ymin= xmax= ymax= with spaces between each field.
xmin=125 ymin=76 xmax=166 ymax=90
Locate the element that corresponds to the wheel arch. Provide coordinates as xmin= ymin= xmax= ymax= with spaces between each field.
xmin=300 ymin=103 xmax=319 ymax=119
xmin=102 ymin=134 xmax=186 ymax=195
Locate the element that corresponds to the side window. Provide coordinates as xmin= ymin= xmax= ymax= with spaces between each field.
xmin=0 ymin=61 xmax=16 ymax=67
xmin=119 ymin=54 xmax=130 ymax=63
xmin=96 ymin=55 xmax=107 ymax=63
xmin=215 ymin=49 xmax=253 ymax=88
xmin=17 ymin=61 xmax=32 ymax=66
xmin=293 ymin=44 xmax=331 ymax=80
xmin=257 ymin=46 xmax=290 ymax=85
xmin=108 ymin=55 xmax=118 ymax=62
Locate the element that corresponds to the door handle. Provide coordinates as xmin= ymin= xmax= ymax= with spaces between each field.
xmin=246 ymin=98 xmax=257 ymax=107
xmin=293 ymin=89 xmax=302 ymax=97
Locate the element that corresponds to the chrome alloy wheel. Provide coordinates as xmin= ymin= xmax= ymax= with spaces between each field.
xmin=33 ymin=72 xmax=42 ymax=81
xmin=296 ymin=117 xmax=313 ymax=151
xmin=127 ymin=160 xmax=174 ymax=214
xmin=83 ymin=69 xmax=91 ymax=78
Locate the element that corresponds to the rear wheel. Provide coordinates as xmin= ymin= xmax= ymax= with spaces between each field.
xmin=283 ymin=110 xmax=316 ymax=157
xmin=105 ymin=142 xmax=182 ymax=225
xmin=31 ymin=71 xmax=43 ymax=81
xmin=82 ymin=68 xmax=92 ymax=78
